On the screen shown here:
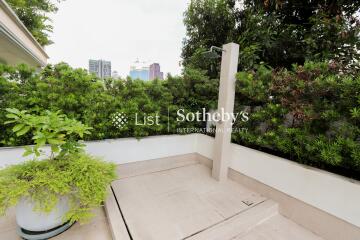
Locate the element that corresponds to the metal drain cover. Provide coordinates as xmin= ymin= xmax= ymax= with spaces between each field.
xmin=242 ymin=200 xmax=254 ymax=206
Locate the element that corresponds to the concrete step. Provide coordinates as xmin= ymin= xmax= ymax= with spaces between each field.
xmin=233 ymin=213 xmax=323 ymax=240
xmin=186 ymin=200 xmax=278 ymax=240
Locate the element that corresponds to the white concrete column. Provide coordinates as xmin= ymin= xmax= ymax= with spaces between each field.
xmin=212 ymin=43 xmax=239 ymax=181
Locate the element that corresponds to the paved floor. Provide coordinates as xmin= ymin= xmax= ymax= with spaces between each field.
xmin=112 ymin=164 xmax=324 ymax=240
xmin=234 ymin=214 xmax=323 ymax=240
xmin=0 ymin=207 xmax=112 ymax=240
xmin=0 ymin=163 xmax=325 ymax=240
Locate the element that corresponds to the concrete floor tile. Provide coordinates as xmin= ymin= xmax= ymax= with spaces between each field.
xmin=112 ymin=164 xmax=267 ymax=240
xmin=235 ymin=214 xmax=323 ymax=240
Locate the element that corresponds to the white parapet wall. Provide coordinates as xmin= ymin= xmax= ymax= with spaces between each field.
xmin=85 ymin=134 xmax=197 ymax=164
xmin=0 ymin=133 xmax=359 ymax=228
xmin=196 ymin=133 xmax=360 ymax=228
xmin=0 ymin=134 xmax=198 ymax=167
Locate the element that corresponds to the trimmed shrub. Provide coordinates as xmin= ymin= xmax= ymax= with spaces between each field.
xmin=1 ymin=62 xmax=359 ymax=179
xmin=0 ymin=63 xmax=215 ymax=144
xmin=233 ymin=62 xmax=360 ymax=179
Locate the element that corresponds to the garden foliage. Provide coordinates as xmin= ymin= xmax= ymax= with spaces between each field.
xmin=0 ymin=109 xmax=116 ymax=223
xmin=5 ymin=0 xmax=63 ymax=46
xmin=183 ymin=0 xmax=360 ymax=75
xmin=180 ymin=0 xmax=360 ymax=179
xmin=0 ymin=153 xmax=116 ymax=223
xmin=233 ymin=62 xmax=360 ymax=178
xmin=0 ymin=62 xmax=359 ymax=179
xmin=0 ymin=63 xmax=217 ymax=145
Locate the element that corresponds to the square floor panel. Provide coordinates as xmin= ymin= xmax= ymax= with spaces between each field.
xmin=112 ymin=164 xmax=266 ymax=240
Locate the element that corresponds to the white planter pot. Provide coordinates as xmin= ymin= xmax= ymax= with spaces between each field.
xmin=16 ymin=197 xmax=70 ymax=232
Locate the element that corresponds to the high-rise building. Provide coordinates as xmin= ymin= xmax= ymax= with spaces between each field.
xmin=149 ymin=63 xmax=164 ymax=80
xmin=89 ymin=59 xmax=111 ymax=79
xmin=129 ymin=60 xmax=150 ymax=81
xmin=112 ymin=71 xmax=120 ymax=79
xmin=129 ymin=60 xmax=164 ymax=81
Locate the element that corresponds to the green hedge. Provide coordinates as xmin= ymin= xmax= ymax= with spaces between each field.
xmin=233 ymin=62 xmax=360 ymax=179
xmin=0 ymin=63 xmax=218 ymax=146
xmin=1 ymin=62 xmax=359 ymax=179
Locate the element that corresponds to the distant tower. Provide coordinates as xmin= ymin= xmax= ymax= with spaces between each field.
xmin=112 ymin=71 xmax=120 ymax=79
xmin=149 ymin=63 xmax=164 ymax=80
xmin=89 ymin=59 xmax=111 ymax=79
xmin=129 ymin=59 xmax=150 ymax=81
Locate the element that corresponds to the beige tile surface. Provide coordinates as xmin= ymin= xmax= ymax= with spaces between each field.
xmin=105 ymin=186 xmax=131 ymax=240
xmin=116 ymin=154 xmax=199 ymax=179
xmin=0 ymin=207 xmax=112 ymax=240
xmin=0 ymin=208 xmax=16 ymax=234
xmin=187 ymin=200 xmax=278 ymax=240
xmin=228 ymin=168 xmax=360 ymax=240
xmin=0 ymin=158 xmax=329 ymax=240
xmin=112 ymin=164 xmax=265 ymax=240
xmin=235 ymin=214 xmax=323 ymax=240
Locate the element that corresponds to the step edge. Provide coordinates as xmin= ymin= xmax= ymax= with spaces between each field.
xmin=186 ymin=200 xmax=279 ymax=240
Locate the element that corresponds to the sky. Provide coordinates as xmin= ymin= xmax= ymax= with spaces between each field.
xmin=46 ymin=0 xmax=190 ymax=77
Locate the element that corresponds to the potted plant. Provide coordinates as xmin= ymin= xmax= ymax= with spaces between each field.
xmin=0 ymin=108 xmax=116 ymax=239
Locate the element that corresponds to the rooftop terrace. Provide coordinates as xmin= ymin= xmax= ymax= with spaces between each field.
xmin=1 ymin=134 xmax=359 ymax=240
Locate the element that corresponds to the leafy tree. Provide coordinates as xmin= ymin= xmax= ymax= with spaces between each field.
xmin=5 ymin=0 xmax=63 ymax=46
xmin=182 ymin=0 xmax=236 ymax=77
xmin=238 ymin=0 xmax=360 ymax=70
xmin=182 ymin=0 xmax=360 ymax=72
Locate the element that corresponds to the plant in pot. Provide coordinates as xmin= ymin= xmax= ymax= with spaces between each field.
xmin=0 ymin=108 xmax=117 ymax=239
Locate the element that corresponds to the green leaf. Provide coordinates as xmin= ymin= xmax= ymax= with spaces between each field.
xmin=5 ymin=108 xmax=20 ymax=114
xmin=48 ymin=139 xmax=65 ymax=145
xmin=16 ymin=126 xmax=30 ymax=136
xmin=4 ymin=120 xmax=16 ymax=124
xmin=34 ymin=148 xmax=41 ymax=157
xmin=5 ymin=114 xmax=18 ymax=119
xmin=350 ymin=108 xmax=360 ymax=119
xmin=12 ymin=124 xmax=25 ymax=133
xmin=22 ymin=146 xmax=34 ymax=157
xmin=51 ymin=145 xmax=60 ymax=153
xmin=36 ymin=138 xmax=46 ymax=146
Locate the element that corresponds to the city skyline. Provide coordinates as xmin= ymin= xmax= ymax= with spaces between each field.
xmin=88 ymin=58 xmax=165 ymax=80
xmin=89 ymin=59 xmax=112 ymax=79
xmin=129 ymin=60 xmax=164 ymax=81
xmin=46 ymin=0 xmax=188 ymax=77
